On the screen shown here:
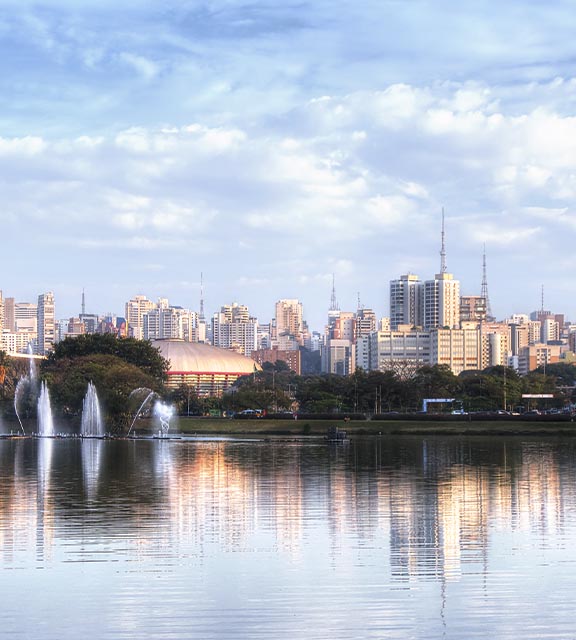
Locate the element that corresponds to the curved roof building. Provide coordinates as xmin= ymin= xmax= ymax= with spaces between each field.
xmin=152 ymin=339 xmax=260 ymax=395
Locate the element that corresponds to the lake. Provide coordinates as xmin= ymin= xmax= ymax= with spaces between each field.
xmin=1 ymin=435 xmax=575 ymax=639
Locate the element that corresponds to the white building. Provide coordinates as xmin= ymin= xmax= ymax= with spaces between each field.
xmin=212 ymin=303 xmax=258 ymax=357
xmin=37 ymin=292 xmax=55 ymax=355
xmin=126 ymin=295 xmax=156 ymax=340
xmin=390 ymin=274 xmax=421 ymax=329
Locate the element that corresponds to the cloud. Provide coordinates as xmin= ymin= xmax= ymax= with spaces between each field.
xmin=4 ymin=73 xmax=576 ymax=323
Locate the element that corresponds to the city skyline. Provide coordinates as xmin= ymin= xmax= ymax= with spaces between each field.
xmin=2 ymin=1 xmax=576 ymax=329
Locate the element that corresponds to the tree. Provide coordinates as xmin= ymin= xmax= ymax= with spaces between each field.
xmin=47 ymin=334 xmax=169 ymax=381
xmin=42 ymin=353 xmax=163 ymax=432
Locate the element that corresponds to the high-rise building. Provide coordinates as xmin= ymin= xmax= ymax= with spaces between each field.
xmin=356 ymin=308 xmax=377 ymax=337
xmin=274 ymin=299 xmax=304 ymax=347
xmin=126 ymin=295 xmax=156 ymax=339
xmin=144 ymin=305 xmax=198 ymax=342
xmin=37 ymin=292 xmax=55 ymax=355
xmin=212 ymin=303 xmax=258 ymax=357
xmin=460 ymin=296 xmax=487 ymax=324
xmin=322 ymin=338 xmax=355 ymax=375
xmin=390 ymin=274 xmax=422 ymax=329
xmin=4 ymin=297 xmax=14 ymax=332
xmin=422 ymin=273 xmax=460 ymax=329
xmin=327 ymin=311 xmax=356 ymax=341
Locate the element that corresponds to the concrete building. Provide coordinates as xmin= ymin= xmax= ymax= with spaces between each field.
xmin=355 ymin=334 xmax=371 ymax=371
xmin=430 ymin=328 xmax=482 ymax=375
xmin=423 ymin=273 xmax=460 ymax=329
xmin=144 ymin=305 xmax=198 ymax=342
xmin=126 ymin=295 xmax=156 ymax=340
xmin=212 ymin=303 xmax=258 ymax=357
xmin=67 ymin=317 xmax=86 ymax=336
xmin=460 ymin=296 xmax=487 ymax=324
xmin=2 ymin=331 xmax=36 ymax=354
xmin=370 ymin=329 xmax=431 ymax=375
xmin=479 ymin=322 xmax=510 ymax=368
xmin=37 ymin=292 xmax=55 ymax=355
xmin=322 ymin=338 xmax=355 ymax=375
xmin=274 ymin=299 xmax=305 ymax=347
xmin=390 ymin=274 xmax=422 ymax=329
xmin=356 ymin=308 xmax=377 ymax=337
xmin=518 ymin=343 xmax=561 ymax=376
xmin=542 ymin=318 xmax=560 ymax=343
xmin=251 ymin=348 xmax=301 ymax=375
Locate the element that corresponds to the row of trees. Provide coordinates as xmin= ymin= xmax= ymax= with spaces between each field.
xmin=208 ymin=361 xmax=572 ymax=415
xmin=1 ymin=335 xmax=575 ymax=425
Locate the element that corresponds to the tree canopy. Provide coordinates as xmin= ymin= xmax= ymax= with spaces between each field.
xmin=47 ymin=334 xmax=169 ymax=380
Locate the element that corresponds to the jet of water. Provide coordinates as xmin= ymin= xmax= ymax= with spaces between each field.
xmin=81 ymin=382 xmax=104 ymax=437
xmin=14 ymin=377 xmax=29 ymax=435
xmin=154 ymin=401 xmax=174 ymax=436
xmin=37 ymin=381 xmax=54 ymax=437
xmin=127 ymin=390 xmax=158 ymax=436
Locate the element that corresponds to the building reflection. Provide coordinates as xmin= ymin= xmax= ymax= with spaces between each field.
xmin=0 ymin=437 xmax=574 ymax=585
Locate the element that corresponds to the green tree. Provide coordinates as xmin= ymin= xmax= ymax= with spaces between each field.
xmin=47 ymin=334 xmax=169 ymax=381
xmin=42 ymin=353 xmax=162 ymax=432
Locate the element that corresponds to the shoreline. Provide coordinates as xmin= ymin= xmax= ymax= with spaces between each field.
xmin=3 ymin=416 xmax=576 ymax=437
xmin=158 ymin=417 xmax=576 ymax=437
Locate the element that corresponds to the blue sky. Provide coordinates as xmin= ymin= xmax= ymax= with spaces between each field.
xmin=3 ymin=0 xmax=576 ymax=329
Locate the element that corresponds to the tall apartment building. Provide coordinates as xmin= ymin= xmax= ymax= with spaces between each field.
xmin=479 ymin=322 xmax=510 ymax=368
xmin=327 ymin=311 xmax=355 ymax=341
xmin=390 ymin=274 xmax=422 ymax=329
xmin=212 ymin=303 xmax=258 ymax=357
xmin=274 ymin=299 xmax=305 ymax=347
xmin=356 ymin=308 xmax=377 ymax=337
xmin=422 ymin=273 xmax=460 ymax=329
xmin=460 ymin=296 xmax=487 ymax=324
xmin=3 ymin=297 xmax=14 ymax=332
xmin=355 ymin=334 xmax=371 ymax=371
xmin=126 ymin=295 xmax=156 ymax=339
xmin=144 ymin=305 xmax=198 ymax=342
xmin=37 ymin=292 xmax=55 ymax=355
xmin=389 ymin=273 xmax=460 ymax=330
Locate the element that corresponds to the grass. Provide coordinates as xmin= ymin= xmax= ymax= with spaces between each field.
xmin=134 ymin=416 xmax=576 ymax=437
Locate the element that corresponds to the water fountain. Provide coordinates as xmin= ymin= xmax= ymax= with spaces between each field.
xmin=127 ymin=388 xmax=158 ymax=436
xmin=14 ymin=377 xmax=29 ymax=435
xmin=37 ymin=381 xmax=54 ymax=437
xmin=81 ymin=382 xmax=104 ymax=437
xmin=153 ymin=401 xmax=174 ymax=437
xmin=12 ymin=343 xmax=39 ymax=436
xmin=27 ymin=342 xmax=37 ymax=384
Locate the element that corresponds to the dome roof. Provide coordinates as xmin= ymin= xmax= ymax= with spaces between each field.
xmin=152 ymin=339 xmax=261 ymax=375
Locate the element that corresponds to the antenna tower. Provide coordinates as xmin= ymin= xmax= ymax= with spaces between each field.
xmin=330 ymin=274 xmax=339 ymax=311
xmin=480 ymin=245 xmax=493 ymax=320
xmin=440 ymin=208 xmax=447 ymax=274
xmin=81 ymin=288 xmax=86 ymax=316
xmin=199 ymin=272 xmax=205 ymax=321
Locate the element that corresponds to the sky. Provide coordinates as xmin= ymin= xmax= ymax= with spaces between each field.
xmin=3 ymin=0 xmax=576 ymax=330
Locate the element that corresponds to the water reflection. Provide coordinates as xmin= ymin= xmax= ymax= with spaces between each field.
xmin=0 ymin=437 xmax=575 ymax=639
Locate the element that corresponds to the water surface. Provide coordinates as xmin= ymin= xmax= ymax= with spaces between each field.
xmin=1 ymin=436 xmax=575 ymax=639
